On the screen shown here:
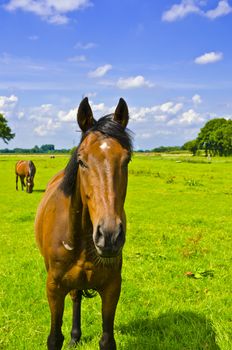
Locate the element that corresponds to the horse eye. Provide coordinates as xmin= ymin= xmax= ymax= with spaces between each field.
xmin=78 ymin=159 xmax=87 ymax=168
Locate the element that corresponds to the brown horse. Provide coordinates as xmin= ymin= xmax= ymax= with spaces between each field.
xmin=15 ymin=160 xmax=36 ymax=193
xmin=35 ymin=97 xmax=132 ymax=350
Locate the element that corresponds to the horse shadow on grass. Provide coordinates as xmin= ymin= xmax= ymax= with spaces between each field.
xmin=33 ymin=189 xmax=45 ymax=193
xmin=118 ymin=310 xmax=220 ymax=350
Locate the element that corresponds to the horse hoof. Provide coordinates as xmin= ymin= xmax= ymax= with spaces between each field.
xmin=47 ymin=333 xmax=64 ymax=350
xmin=68 ymin=338 xmax=79 ymax=348
xmin=99 ymin=337 xmax=116 ymax=350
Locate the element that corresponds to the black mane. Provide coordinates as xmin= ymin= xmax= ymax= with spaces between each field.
xmin=59 ymin=115 xmax=133 ymax=196
xmin=82 ymin=115 xmax=133 ymax=152
xmin=29 ymin=160 xmax=36 ymax=178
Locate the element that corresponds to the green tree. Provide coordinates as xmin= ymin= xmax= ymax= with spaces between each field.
xmin=0 ymin=113 xmax=15 ymax=143
xmin=182 ymin=139 xmax=198 ymax=155
xmin=197 ymin=118 xmax=227 ymax=156
xmin=40 ymin=144 xmax=55 ymax=153
xmin=212 ymin=122 xmax=232 ymax=156
xmin=31 ymin=145 xmax=40 ymax=153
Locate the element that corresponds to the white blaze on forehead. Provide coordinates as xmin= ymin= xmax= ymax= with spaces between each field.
xmin=100 ymin=141 xmax=110 ymax=150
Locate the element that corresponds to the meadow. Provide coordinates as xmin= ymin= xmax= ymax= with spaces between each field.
xmin=0 ymin=153 xmax=231 ymax=350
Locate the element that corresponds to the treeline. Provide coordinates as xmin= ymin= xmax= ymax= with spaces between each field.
xmin=183 ymin=118 xmax=232 ymax=156
xmin=0 ymin=144 xmax=70 ymax=154
xmin=137 ymin=146 xmax=182 ymax=153
xmin=150 ymin=146 xmax=181 ymax=153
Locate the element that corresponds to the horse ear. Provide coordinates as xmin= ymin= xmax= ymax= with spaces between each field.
xmin=77 ymin=97 xmax=95 ymax=132
xmin=113 ymin=98 xmax=129 ymax=129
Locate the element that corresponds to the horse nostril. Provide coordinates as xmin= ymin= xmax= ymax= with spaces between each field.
xmin=95 ymin=225 xmax=105 ymax=248
xmin=115 ymin=223 xmax=125 ymax=247
xmin=94 ymin=222 xmax=125 ymax=257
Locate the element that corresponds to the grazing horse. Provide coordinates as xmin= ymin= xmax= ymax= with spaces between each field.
xmin=15 ymin=160 xmax=36 ymax=193
xmin=35 ymin=97 xmax=133 ymax=350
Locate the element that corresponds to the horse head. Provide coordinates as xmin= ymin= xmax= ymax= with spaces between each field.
xmin=26 ymin=176 xmax=34 ymax=193
xmin=77 ymin=97 xmax=132 ymax=258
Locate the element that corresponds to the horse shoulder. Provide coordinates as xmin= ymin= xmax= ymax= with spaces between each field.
xmin=35 ymin=169 xmax=71 ymax=257
xmin=46 ymin=169 xmax=65 ymax=191
xmin=15 ymin=160 xmax=25 ymax=175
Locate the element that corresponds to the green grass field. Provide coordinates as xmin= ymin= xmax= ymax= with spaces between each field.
xmin=0 ymin=153 xmax=231 ymax=350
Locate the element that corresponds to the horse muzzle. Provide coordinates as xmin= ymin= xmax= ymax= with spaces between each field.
xmin=93 ymin=222 xmax=125 ymax=258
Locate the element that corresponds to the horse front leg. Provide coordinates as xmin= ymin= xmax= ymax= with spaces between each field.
xmin=46 ymin=275 xmax=66 ymax=350
xmin=98 ymin=274 xmax=121 ymax=350
xmin=69 ymin=290 xmax=82 ymax=347
xmin=16 ymin=174 xmax=18 ymax=190
xmin=20 ymin=176 xmax=25 ymax=191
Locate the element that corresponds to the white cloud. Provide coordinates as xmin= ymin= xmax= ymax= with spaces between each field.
xmin=91 ymin=102 xmax=106 ymax=112
xmin=128 ymin=99 xmax=205 ymax=129
xmin=162 ymin=0 xmax=202 ymax=22
xmin=0 ymin=95 xmax=19 ymax=118
xmin=28 ymin=103 xmax=63 ymax=136
xmin=18 ymin=111 xmax=24 ymax=119
xmin=206 ymin=0 xmax=232 ymax=19
xmin=28 ymin=103 xmax=65 ymax=136
xmin=57 ymin=101 xmax=108 ymax=124
xmin=130 ymin=107 xmax=154 ymax=121
xmin=0 ymin=52 xmax=11 ymax=64
xmin=45 ymin=0 xmax=91 ymax=12
xmin=129 ymin=101 xmax=182 ymax=122
xmin=88 ymin=64 xmax=112 ymax=78
xmin=153 ymin=101 xmax=183 ymax=114
xmin=0 ymin=94 xmax=18 ymax=110
xmin=34 ymin=118 xmax=61 ymax=136
xmin=68 ymin=55 xmax=86 ymax=62
xmin=58 ymin=108 xmax=77 ymax=122
xmin=86 ymin=92 xmax=97 ymax=98
xmin=180 ymin=109 xmax=205 ymax=124
xmin=154 ymin=115 xmax=167 ymax=122
xmin=74 ymin=42 xmax=97 ymax=49
xmin=139 ymin=132 xmax=152 ymax=139
xmin=154 ymin=130 xmax=174 ymax=136
xmin=162 ymin=0 xmax=232 ymax=22
xmin=4 ymin=0 xmax=92 ymax=25
xmin=47 ymin=13 xmax=69 ymax=25
xmin=29 ymin=103 xmax=57 ymax=122
xmin=28 ymin=35 xmax=39 ymax=41
xmin=0 ymin=52 xmax=48 ymax=74
xmin=168 ymin=109 xmax=205 ymax=125
xmin=194 ymin=51 xmax=223 ymax=64
xmin=116 ymin=75 xmax=154 ymax=89
xmin=28 ymin=64 xmax=46 ymax=71
xmin=192 ymin=94 xmax=202 ymax=104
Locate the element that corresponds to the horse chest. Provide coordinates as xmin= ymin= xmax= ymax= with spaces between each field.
xmin=62 ymin=260 xmax=108 ymax=290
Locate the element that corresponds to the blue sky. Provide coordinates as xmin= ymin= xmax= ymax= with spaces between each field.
xmin=0 ymin=0 xmax=231 ymax=150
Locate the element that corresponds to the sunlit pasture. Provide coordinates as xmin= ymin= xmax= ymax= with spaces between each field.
xmin=0 ymin=153 xmax=231 ymax=349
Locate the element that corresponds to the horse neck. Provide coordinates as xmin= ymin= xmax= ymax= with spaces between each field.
xmin=69 ymin=170 xmax=92 ymax=241
xmin=28 ymin=162 xmax=33 ymax=177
